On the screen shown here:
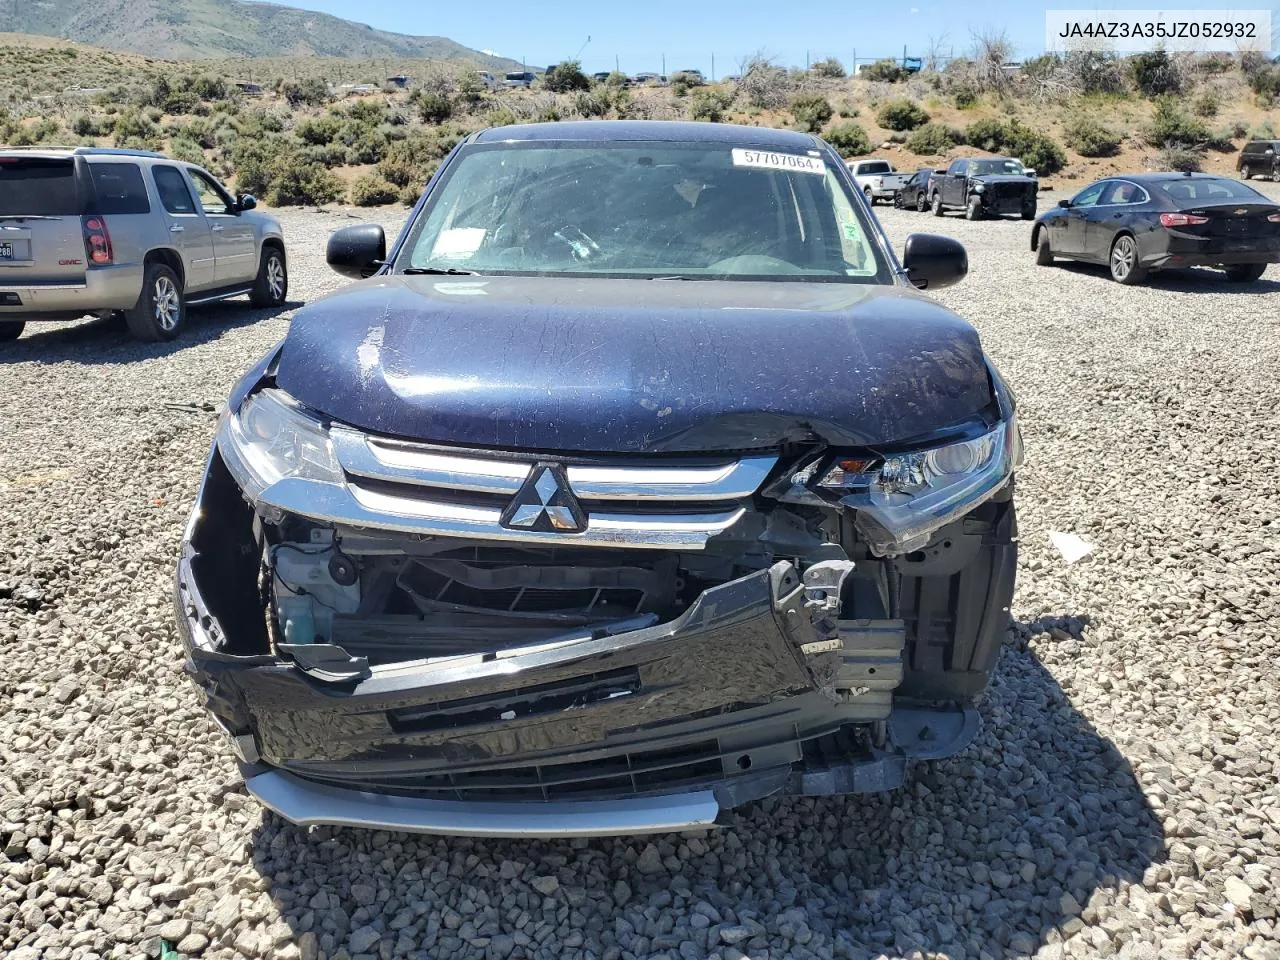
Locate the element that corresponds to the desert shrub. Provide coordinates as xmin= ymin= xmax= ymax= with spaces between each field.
xmin=398 ymin=185 xmax=421 ymax=206
xmin=602 ymin=71 xmax=630 ymax=88
xmin=71 ymin=114 xmax=100 ymax=137
xmin=862 ymin=59 xmax=908 ymax=83
xmin=954 ymin=88 xmax=978 ymax=109
xmin=670 ymin=71 xmax=704 ymax=97
xmin=810 ymin=57 xmax=846 ymax=79
xmin=454 ymin=72 xmax=486 ymax=111
xmin=689 ymin=88 xmax=733 ymax=122
xmin=824 ymin=121 xmax=873 ymax=158
xmin=876 ymin=99 xmax=929 ymax=131
xmin=1242 ymin=59 xmax=1280 ymax=104
xmin=1196 ymin=52 xmax=1234 ymax=75
xmin=790 ymin=92 xmax=833 ymax=132
xmin=1250 ymin=121 xmax=1277 ymax=140
xmin=349 ymin=174 xmax=398 ymax=206
xmin=281 ymin=77 xmax=329 ymax=107
xmin=1004 ymin=126 xmax=1066 ymax=174
xmin=537 ymin=105 xmax=562 ymax=123
xmin=1157 ymin=145 xmax=1202 ymax=172
xmin=191 ymin=75 xmax=229 ymax=101
xmin=1192 ymin=89 xmax=1220 ymax=118
xmin=294 ymin=115 xmax=341 ymax=145
xmin=414 ymin=91 xmax=453 ymax=124
xmin=1146 ymin=96 xmax=1208 ymax=148
xmin=1129 ymin=49 xmax=1182 ymax=97
xmin=488 ymin=106 xmax=518 ymax=127
xmin=377 ymin=132 xmax=461 ymax=190
xmin=169 ymin=137 xmax=206 ymax=165
xmin=573 ymin=91 xmax=610 ymax=118
xmin=1063 ymin=116 xmax=1121 ymax=157
xmin=905 ymin=122 xmax=965 ymax=154
xmin=1062 ymin=49 xmax=1126 ymax=95
xmin=965 ymin=118 xmax=1007 ymax=152
xmin=112 ymin=110 xmax=159 ymax=149
xmin=264 ymin=152 xmax=343 ymax=205
xmin=737 ymin=53 xmax=790 ymax=109
xmin=543 ymin=60 xmax=590 ymax=93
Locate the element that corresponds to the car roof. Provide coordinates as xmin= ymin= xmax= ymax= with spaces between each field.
xmin=473 ymin=120 xmax=822 ymax=150
xmin=0 ymin=146 xmax=167 ymax=160
xmin=1116 ymin=172 xmax=1231 ymax=184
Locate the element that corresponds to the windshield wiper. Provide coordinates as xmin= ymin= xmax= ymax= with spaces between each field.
xmin=402 ymin=267 xmax=483 ymax=276
xmin=649 ymin=275 xmax=715 ymax=281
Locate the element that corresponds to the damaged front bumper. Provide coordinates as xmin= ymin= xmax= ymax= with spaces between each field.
xmin=175 ymin=459 xmax=978 ymax=837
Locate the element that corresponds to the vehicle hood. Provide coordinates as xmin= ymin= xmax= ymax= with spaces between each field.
xmin=972 ymin=174 xmax=1036 ymax=185
xmin=272 ymin=275 xmax=995 ymax=454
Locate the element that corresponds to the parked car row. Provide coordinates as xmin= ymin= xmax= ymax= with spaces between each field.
xmin=0 ymin=146 xmax=287 ymax=342
xmin=879 ymin=152 xmax=1279 ymax=286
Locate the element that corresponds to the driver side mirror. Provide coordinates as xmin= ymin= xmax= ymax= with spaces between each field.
xmin=236 ymin=194 xmax=257 ymax=212
xmin=902 ymin=233 xmax=967 ymax=290
xmin=327 ymin=223 xmax=386 ymax=280
xmin=1057 ymin=199 xmax=1071 ymax=208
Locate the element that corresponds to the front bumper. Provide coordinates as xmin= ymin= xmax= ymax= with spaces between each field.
xmin=0 ymin=263 xmax=143 ymax=317
xmin=176 ymin=457 xmax=980 ymax=836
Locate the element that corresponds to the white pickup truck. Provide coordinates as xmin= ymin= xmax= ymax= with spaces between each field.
xmin=847 ymin=158 xmax=912 ymax=205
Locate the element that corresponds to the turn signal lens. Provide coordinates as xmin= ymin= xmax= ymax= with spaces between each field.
xmin=1159 ymin=213 xmax=1209 ymax=228
xmin=1268 ymin=212 xmax=1280 ymax=223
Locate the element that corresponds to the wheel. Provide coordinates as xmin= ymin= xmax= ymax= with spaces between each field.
xmin=124 ymin=262 xmax=185 ymax=341
xmin=965 ymin=196 xmax=982 ymax=220
xmin=931 ymin=193 xmax=943 ymax=217
xmin=916 ymin=192 xmax=927 ymax=213
xmin=1223 ymin=263 xmax=1266 ymax=282
xmin=1021 ymin=205 xmax=1036 ymax=221
xmin=1240 ymin=164 xmax=1251 ymax=180
xmin=1034 ymin=228 xmax=1054 ymax=265
xmin=0 ymin=321 xmax=25 ymax=342
xmin=863 ymin=186 xmax=875 ymax=206
xmin=250 ymin=246 xmax=288 ymax=307
xmin=1109 ymin=234 xmax=1147 ymax=285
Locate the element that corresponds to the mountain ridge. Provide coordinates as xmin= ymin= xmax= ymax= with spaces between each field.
xmin=0 ymin=0 xmax=526 ymax=68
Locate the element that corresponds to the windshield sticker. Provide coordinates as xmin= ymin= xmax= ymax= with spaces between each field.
xmin=430 ymin=227 xmax=486 ymax=260
xmin=731 ymin=149 xmax=826 ymax=175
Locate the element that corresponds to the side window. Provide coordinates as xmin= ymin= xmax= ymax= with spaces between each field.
xmin=152 ymin=165 xmax=197 ymax=215
xmin=1099 ymin=181 xmax=1143 ymax=205
xmin=1071 ymin=181 xmax=1108 ymax=207
xmin=90 ymin=163 xmax=150 ymax=215
xmin=947 ymin=160 xmax=966 ymax=176
xmin=188 ymin=169 xmax=236 ymax=216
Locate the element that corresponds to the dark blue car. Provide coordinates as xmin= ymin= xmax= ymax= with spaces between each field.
xmin=175 ymin=121 xmax=1023 ymax=838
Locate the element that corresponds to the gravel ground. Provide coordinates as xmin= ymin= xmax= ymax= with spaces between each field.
xmin=2 ymin=187 xmax=1280 ymax=960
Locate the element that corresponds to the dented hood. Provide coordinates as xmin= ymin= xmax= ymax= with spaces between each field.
xmin=273 ymin=275 xmax=994 ymax=454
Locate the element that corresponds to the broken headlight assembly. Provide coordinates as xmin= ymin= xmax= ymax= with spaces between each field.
xmin=785 ymin=418 xmax=1023 ymax=556
xmin=216 ymin=388 xmax=342 ymax=503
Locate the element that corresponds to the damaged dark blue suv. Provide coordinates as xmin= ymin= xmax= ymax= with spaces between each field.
xmin=176 ymin=121 xmax=1023 ymax=837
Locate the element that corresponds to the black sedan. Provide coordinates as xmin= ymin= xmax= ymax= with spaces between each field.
xmin=893 ymin=168 xmax=935 ymax=211
xmin=1032 ymin=173 xmax=1280 ymax=284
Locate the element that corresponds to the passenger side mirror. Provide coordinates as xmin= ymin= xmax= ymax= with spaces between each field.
xmin=327 ymin=223 xmax=387 ymax=280
xmin=1057 ymin=199 xmax=1071 ymax=208
xmin=902 ymin=233 xmax=967 ymax=290
xmin=236 ymin=194 xmax=257 ymax=211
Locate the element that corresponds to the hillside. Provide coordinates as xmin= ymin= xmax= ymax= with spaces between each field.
xmin=0 ymin=0 xmax=523 ymax=67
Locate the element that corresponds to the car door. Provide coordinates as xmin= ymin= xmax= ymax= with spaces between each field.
xmin=1085 ymin=181 xmax=1147 ymax=260
xmin=186 ymin=167 xmax=257 ymax=286
xmin=1058 ymin=180 xmax=1107 ymax=256
xmin=942 ymin=160 xmax=967 ymax=206
xmin=150 ymin=163 xmax=216 ymax=292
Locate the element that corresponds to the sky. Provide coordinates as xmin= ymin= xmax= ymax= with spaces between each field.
xmin=269 ymin=0 xmax=1279 ymax=74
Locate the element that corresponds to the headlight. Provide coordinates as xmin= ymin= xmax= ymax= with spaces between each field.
xmin=217 ymin=388 xmax=342 ymax=503
xmin=812 ymin=419 xmax=1022 ymax=556
xmin=971 ymin=182 xmax=985 ymax=193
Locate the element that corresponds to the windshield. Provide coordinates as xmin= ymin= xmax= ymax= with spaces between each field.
xmin=1159 ymin=177 xmax=1267 ymax=202
xmin=394 ymin=141 xmax=890 ymax=282
xmin=857 ymin=161 xmax=891 ymax=174
xmin=970 ymin=159 xmax=1025 ymax=176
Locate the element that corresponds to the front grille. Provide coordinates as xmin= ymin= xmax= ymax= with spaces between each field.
xmin=286 ymin=725 xmax=872 ymax=802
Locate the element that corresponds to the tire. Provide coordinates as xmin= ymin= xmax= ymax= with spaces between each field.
xmin=965 ymin=196 xmax=982 ymax=220
xmin=863 ymin=186 xmax=875 ymax=206
xmin=931 ymin=193 xmax=944 ymax=217
xmin=1021 ymin=205 xmax=1036 ymax=221
xmin=1109 ymin=234 xmax=1147 ymax=285
xmin=0 ymin=322 xmax=25 ymax=342
xmin=250 ymin=245 xmax=288 ymax=307
xmin=1240 ymin=164 xmax=1251 ymax=180
xmin=1034 ymin=228 xmax=1054 ymax=265
xmin=1223 ymin=263 xmax=1267 ymax=283
xmin=124 ymin=262 xmax=185 ymax=341
xmin=916 ymin=192 xmax=927 ymax=213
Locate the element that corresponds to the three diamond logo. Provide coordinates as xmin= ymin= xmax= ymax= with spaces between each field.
xmin=499 ymin=463 xmax=587 ymax=533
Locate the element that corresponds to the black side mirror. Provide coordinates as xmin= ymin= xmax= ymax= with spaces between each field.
xmin=327 ymin=224 xmax=386 ymax=280
xmin=1057 ymin=198 xmax=1071 ymax=208
xmin=237 ymin=194 xmax=257 ymax=212
xmin=902 ymin=233 xmax=967 ymax=290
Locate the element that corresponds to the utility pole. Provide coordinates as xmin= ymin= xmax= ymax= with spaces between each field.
xmin=615 ymin=54 xmax=620 ymax=73
xmin=661 ymin=53 xmax=666 ymax=76
xmin=806 ymin=50 xmax=810 ymax=71
xmin=711 ymin=53 xmax=715 ymax=82
xmin=852 ymin=48 xmax=857 ymax=72
xmin=903 ymin=43 xmax=907 ymax=66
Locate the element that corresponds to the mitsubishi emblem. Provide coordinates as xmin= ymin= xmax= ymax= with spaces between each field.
xmin=499 ymin=463 xmax=587 ymax=533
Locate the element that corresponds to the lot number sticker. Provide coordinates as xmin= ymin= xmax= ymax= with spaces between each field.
xmin=731 ymin=149 xmax=826 ymax=175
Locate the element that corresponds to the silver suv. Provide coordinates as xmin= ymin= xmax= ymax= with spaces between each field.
xmin=0 ymin=147 xmax=287 ymax=342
